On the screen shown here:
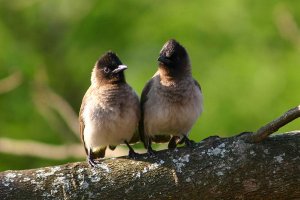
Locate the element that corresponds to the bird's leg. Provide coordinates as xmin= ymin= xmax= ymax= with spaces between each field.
xmin=183 ymin=135 xmax=196 ymax=147
xmin=87 ymin=149 xmax=100 ymax=167
xmin=168 ymin=136 xmax=179 ymax=149
xmin=147 ymin=138 xmax=157 ymax=156
xmin=124 ymin=140 xmax=139 ymax=159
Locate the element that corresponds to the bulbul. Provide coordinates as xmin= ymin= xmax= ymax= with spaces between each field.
xmin=79 ymin=51 xmax=140 ymax=167
xmin=139 ymin=39 xmax=203 ymax=155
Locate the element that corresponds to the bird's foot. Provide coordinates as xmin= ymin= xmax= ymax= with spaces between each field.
xmin=124 ymin=140 xmax=140 ymax=159
xmin=88 ymin=157 xmax=101 ymax=167
xmin=184 ymin=137 xmax=196 ymax=148
xmin=128 ymin=150 xmax=140 ymax=159
xmin=147 ymin=147 xmax=157 ymax=157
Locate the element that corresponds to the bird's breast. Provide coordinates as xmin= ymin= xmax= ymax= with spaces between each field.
xmin=144 ymin=79 xmax=203 ymax=136
xmin=82 ymin=86 xmax=140 ymax=147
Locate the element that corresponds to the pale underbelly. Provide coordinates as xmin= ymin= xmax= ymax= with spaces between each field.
xmin=84 ymin=113 xmax=137 ymax=148
xmin=145 ymin=102 xmax=201 ymax=136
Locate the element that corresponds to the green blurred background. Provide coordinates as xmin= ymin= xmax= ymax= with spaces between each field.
xmin=0 ymin=0 xmax=299 ymax=171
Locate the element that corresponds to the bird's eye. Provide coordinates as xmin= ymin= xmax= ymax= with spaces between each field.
xmin=103 ymin=67 xmax=110 ymax=73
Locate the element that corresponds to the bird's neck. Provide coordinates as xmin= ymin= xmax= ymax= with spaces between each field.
xmin=158 ymin=66 xmax=191 ymax=83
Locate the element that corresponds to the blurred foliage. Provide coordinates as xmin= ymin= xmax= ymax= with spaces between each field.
xmin=0 ymin=153 xmax=78 ymax=171
xmin=0 ymin=0 xmax=299 ymax=171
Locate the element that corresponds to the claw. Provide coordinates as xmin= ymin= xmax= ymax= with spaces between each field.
xmin=147 ymin=146 xmax=157 ymax=157
xmin=184 ymin=135 xmax=196 ymax=148
xmin=124 ymin=140 xmax=139 ymax=159
xmin=146 ymin=138 xmax=157 ymax=157
xmin=88 ymin=156 xmax=99 ymax=167
xmin=87 ymin=149 xmax=101 ymax=167
xmin=128 ymin=150 xmax=140 ymax=159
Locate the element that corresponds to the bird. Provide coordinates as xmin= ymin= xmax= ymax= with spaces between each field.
xmin=79 ymin=51 xmax=140 ymax=167
xmin=139 ymin=39 xmax=203 ymax=155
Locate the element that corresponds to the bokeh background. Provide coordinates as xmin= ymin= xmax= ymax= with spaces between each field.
xmin=1 ymin=0 xmax=299 ymax=171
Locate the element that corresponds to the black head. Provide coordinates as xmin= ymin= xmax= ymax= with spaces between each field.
xmin=158 ymin=39 xmax=190 ymax=71
xmin=95 ymin=51 xmax=127 ymax=84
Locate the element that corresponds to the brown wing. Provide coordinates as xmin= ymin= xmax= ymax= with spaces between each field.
xmin=139 ymin=77 xmax=155 ymax=148
xmin=194 ymin=79 xmax=202 ymax=92
xmin=79 ymin=89 xmax=90 ymax=156
xmin=129 ymin=89 xmax=141 ymax=144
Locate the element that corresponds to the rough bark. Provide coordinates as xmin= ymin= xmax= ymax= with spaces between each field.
xmin=1 ymin=106 xmax=300 ymax=199
xmin=0 ymin=132 xmax=299 ymax=200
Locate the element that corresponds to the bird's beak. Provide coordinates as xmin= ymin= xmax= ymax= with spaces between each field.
xmin=157 ymin=55 xmax=172 ymax=66
xmin=112 ymin=65 xmax=128 ymax=74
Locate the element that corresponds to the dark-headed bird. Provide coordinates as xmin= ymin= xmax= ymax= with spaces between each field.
xmin=139 ymin=39 xmax=203 ymax=155
xmin=79 ymin=51 xmax=140 ymax=167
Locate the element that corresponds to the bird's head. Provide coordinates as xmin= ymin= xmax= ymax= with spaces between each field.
xmin=158 ymin=39 xmax=190 ymax=74
xmin=93 ymin=51 xmax=127 ymax=85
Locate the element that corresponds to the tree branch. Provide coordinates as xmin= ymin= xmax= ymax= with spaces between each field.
xmin=274 ymin=5 xmax=300 ymax=48
xmin=0 ymin=71 xmax=22 ymax=94
xmin=32 ymin=67 xmax=80 ymax=140
xmin=1 ymin=132 xmax=299 ymax=199
xmin=248 ymin=105 xmax=300 ymax=143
